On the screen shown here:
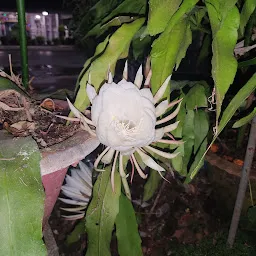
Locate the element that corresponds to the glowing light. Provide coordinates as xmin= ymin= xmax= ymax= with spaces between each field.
xmin=42 ymin=11 xmax=48 ymax=16
xmin=35 ymin=15 xmax=41 ymax=20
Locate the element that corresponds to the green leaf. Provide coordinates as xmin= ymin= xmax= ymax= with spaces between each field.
xmin=143 ymin=170 xmax=162 ymax=201
xmin=85 ymin=167 xmax=121 ymax=256
xmin=197 ymin=34 xmax=211 ymax=67
xmin=187 ymin=73 xmax=256 ymax=182
xmin=182 ymin=110 xmax=195 ymax=174
xmin=172 ymin=95 xmax=186 ymax=138
xmin=185 ymin=84 xmax=207 ymax=110
xmin=151 ymin=19 xmax=188 ymax=96
xmin=187 ymin=137 xmax=207 ymax=178
xmin=206 ymin=2 xmax=240 ymax=119
xmin=84 ymin=0 xmax=147 ymax=39
xmin=248 ymin=206 xmax=256 ymax=224
xmin=150 ymin=0 xmax=198 ymax=96
xmin=75 ymin=35 xmax=110 ymax=93
xmin=0 ymin=132 xmax=46 ymax=255
xmin=238 ymin=57 xmax=256 ymax=68
xmin=0 ymin=77 xmax=28 ymax=96
xmin=171 ymin=144 xmax=184 ymax=173
xmin=115 ymin=194 xmax=143 ymax=256
xmin=74 ymin=18 xmax=145 ymax=112
xmin=233 ymin=107 xmax=256 ymax=128
xmin=239 ymin=0 xmax=256 ymax=36
xmin=147 ymin=0 xmax=182 ymax=36
xmin=175 ymin=23 xmax=192 ymax=70
xmin=194 ymin=110 xmax=209 ymax=153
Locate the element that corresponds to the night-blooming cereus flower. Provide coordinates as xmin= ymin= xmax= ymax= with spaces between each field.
xmin=65 ymin=62 xmax=183 ymax=192
xmin=59 ymin=161 xmax=92 ymax=220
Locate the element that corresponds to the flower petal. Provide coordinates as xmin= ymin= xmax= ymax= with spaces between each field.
xmin=108 ymin=71 xmax=113 ymax=83
xmin=156 ymin=101 xmax=182 ymax=125
xmin=144 ymin=69 xmax=152 ymax=86
xmin=131 ymin=153 xmax=147 ymax=179
xmin=163 ymin=121 xmax=180 ymax=133
xmin=58 ymin=197 xmax=88 ymax=206
xmin=155 ymin=100 xmax=168 ymax=117
xmin=101 ymin=148 xmax=115 ymax=164
xmin=136 ymin=148 xmax=165 ymax=172
xmin=111 ymin=151 xmax=119 ymax=192
xmin=123 ymin=60 xmax=128 ymax=80
xmin=144 ymin=145 xmax=180 ymax=159
xmin=86 ymin=84 xmax=97 ymax=103
xmin=155 ymin=128 xmax=164 ymax=141
xmin=153 ymin=75 xmax=171 ymax=104
xmin=134 ymin=65 xmax=143 ymax=88
xmin=94 ymin=146 xmax=110 ymax=171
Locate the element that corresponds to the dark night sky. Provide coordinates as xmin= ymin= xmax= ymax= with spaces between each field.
xmin=2 ymin=0 xmax=68 ymax=12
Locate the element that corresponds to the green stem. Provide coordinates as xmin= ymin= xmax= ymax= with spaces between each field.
xmin=16 ymin=0 xmax=29 ymax=90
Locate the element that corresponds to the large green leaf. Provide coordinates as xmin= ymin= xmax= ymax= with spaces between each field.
xmin=150 ymin=0 xmax=198 ymax=96
xmin=74 ymin=18 xmax=145 ymax=112
xmin=84 ymin=0 xmax=147 ymax=39
xmin=143 ymin=170 xmax=162 ymax=201
xmin=233 ymin=107 xmax=256 ymax=128
xmin=75 ymin=35 xmax=110 ymax=93
xmin=181 ymin=110 xmax=195 ymax=175
xmin=85 ymin=167 xmax=121 ymax=256
xmin=206 ymin=1 xmax=240 ymax=120
xmin=194 ymin=110 xmax=209 ymax=153
xmin=151 ymin=19 xmax=188 ymax=96
xmin=187 ymin=73 xmax=256 ymax=182
xmin=147 ymin=0 xmax=182 ymax=36
xmin=115 ymin=194 xmax=143 ymax=256
xmin=185 ymin=84 xmax=208 ymax=110
xmin=239 ymin=0 xmax=256 ymax=36
xmin=175 ymin=23 xmax=192 ymax=70
xmin=0 ymin=132 xmax=46 ymax=255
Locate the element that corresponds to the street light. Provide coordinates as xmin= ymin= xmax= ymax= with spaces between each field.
xmin=42 ymin=11 xmax=48 ymax=16
xmin=35 ymin=14 xmax=41 ymax=20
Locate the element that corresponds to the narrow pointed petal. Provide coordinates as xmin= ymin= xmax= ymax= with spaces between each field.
xmin=123 ymin=60 xmax=128 ymax=80
xmin=144 ymin=145 xmax=180 ymax=159
xmin=155 ymin=128 xmax=165 ymax=141
xmin=144 ymin=69 xmax=152 ymax=86
xmin=168 ymin=98 xmax=183 ymax=108
xmin=67 ymin=97 xmax=94 ymax=126
xmin=156 ymin=139 xmax=184 ymax=145
xmin=94 ymin=146 xmax=110 ymax=171
xmin=153 ymin=75 xmax=171 ymax=104
xmin=163 ymin=121 xmax=180 ymax=133
xmin=86 ymin=84 xmax=97 ymax=103
xmin=156 ymin=100 xmax=168 ymax=117
xmin=156 ymin=101 xmax=182 ymax=125
xmin=130 ymin=156 xmax=135 ymax=183
xmin=61 ymin=213 xmax=85 ymax=220
xmin=88 ymin=72 xmax=91 ymax=84
xmin=101 ymin=148 xmax=115 ymax=164
xmin=134 ymin=65 xmax=143 ymax=88
xmin=131 ymin=153 xmax=147 ymax=179
xmin=111 ymin=151 xmax=119 ymax=192
xmin=136 ymin=148 xmax=165 ymax=172
xmin=78 ymin=161 xmax=92 ymax=183
xmin=60 ymin=206 xmax=87 ymax=212
xmin=108 ymin=70 xmax=113 ymax=83
xmin=58 ymin=197 xmax=88 ymax=206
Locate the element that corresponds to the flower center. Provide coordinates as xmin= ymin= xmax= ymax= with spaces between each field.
xmin=111 ymin=117 xmax=142 ymax=141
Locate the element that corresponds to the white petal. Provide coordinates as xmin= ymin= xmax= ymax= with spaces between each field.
xmin=136 ymin=148 xmax=165 ymax=172
xmin=60 ymin=206 xmax=87 ymax=212
xmin=155 ymin=100 xmax=168 ymax=117
xmin=140 ymin=88 xmax=154 ymax=103
xmin=101 ymin=148 xmax=115 ymax=164
xmin=108 ymin=71 xmax=113 ymax=83
xmin=58 ymin=197 xmax=88 ymax=206
xmin=111 ymin=151 xmax=119 ymax=191
xmin=144 ymin=145 xmax=180 ymax=159
xmin=153 ymin=75 xmax=171 ymax=104
xmin=78 ymin=161 xmax=92 ymax=183
xmin=94 ymin=147 xmax=110 ymax=171
xmin=131 ymin=153 xmax=147 ymax=179
xmin=134 ymin=65 xmax=143 ymax=88
xmin=61 ymin=213 xmax=85 ymax=220
xmin=144 ymin=69 xmax=152 ymax=86
xmin=86 ymin=84 xmax=97 ymax=103
xmin=123 ymin=60 xmax=128 ymax=80
xmin=156 ymin=101 xmax=182 ymax=125
xmin=155 ymin=128 xmax=165 ymax=141
xmin=163 ymin=121 xmax=180 ymax=133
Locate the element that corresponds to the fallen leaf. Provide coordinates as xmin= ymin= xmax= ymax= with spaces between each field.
xmin=233 ymin=159 xmax=244 ymax=166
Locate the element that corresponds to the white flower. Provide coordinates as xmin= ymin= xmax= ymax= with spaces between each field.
xmin=61 ymin=62 xmax=183 ymax=196
xmin=59 ymin=161 xmax=92 ymax=220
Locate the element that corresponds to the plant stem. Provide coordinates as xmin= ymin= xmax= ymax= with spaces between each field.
xmin=227 ymin=116 xmax=256 ymax=248
xmin=16 ymin=0 xmax=29 ymax=90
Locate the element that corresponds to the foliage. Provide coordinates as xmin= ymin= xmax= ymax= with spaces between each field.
xmin=67 ymin=0 xmax=256 ymax=255
xmin=0 ymin=133 xmax=46 ymax=255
